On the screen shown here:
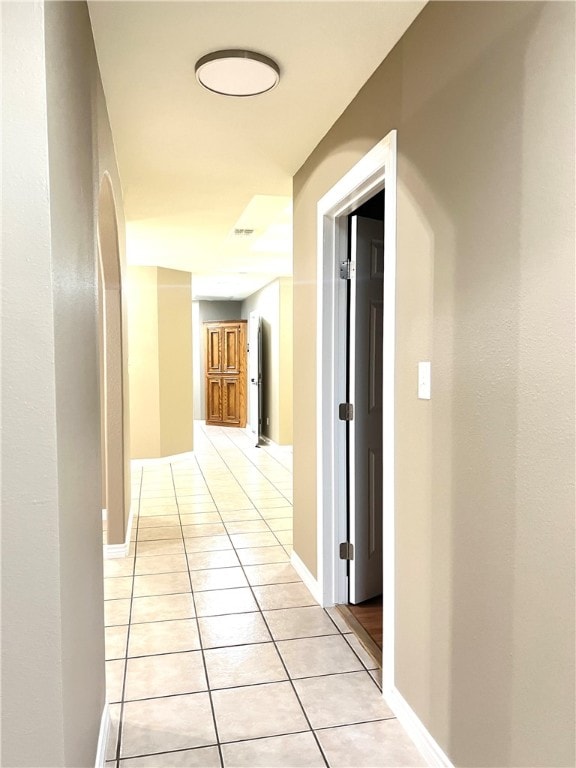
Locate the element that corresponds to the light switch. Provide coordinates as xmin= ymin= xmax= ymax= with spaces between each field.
xmin=418 ymin=362 xmax=431 ymax=400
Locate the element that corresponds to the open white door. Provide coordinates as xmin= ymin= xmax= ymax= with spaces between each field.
xmin=348 ymin=215 xmax=384 ymax=604
xmin=248 ymin=312 xmax=262 ymax=445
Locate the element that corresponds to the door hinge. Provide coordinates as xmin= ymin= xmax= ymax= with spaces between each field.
xmin=339 ymin=260 xmax=356 ymax=280
xmin=339 ymin=542 xmax=354 ymax=560
xmin=338 ymin=402 xmax=354 ymax=421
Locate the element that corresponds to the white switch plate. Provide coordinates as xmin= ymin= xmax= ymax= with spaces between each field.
xmin=418 ymin=362 xmax=431 ymax=400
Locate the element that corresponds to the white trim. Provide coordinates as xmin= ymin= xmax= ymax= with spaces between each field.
xmin=130 ymin=451 xmax=195 ymax=467
xmin=315 ymin=131 xmax=398 ymax=691
xmin=385 ymin=687 xmax=454 ymax=768
xmin=101 ymin=508 xmax=107 ymax=521
xmin=291 ymin=551 xmax=323 ymax=605
xmin=103 ymin=502 xmax=135 ymax=559
xmin=94 ymin=702 xmax=110 ymax=768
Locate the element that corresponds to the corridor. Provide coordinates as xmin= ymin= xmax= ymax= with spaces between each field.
xmin=103 ymin=423 xmax=423 ymax=767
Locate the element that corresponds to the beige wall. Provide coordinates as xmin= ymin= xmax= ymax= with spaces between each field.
xmin=95 ymin=73 xmax=132 ymax=544
xmin=158 ymin=268 xmax=193 ymax=456
xmin=242 ymin=278 xmax=293 ymax=445
xmin=127 ymin=267 xmax=161 ymax=457
xmin=128 ymin=267 xmax=193 ymax=458
xmin=278 ymin=278 xmax=294 ymax=445
xmin=1 ymin=1 xmax=126 ymax=764
xmin=293 ymin=3 xmax=574 ymax=767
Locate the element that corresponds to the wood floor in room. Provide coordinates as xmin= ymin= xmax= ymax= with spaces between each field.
xmin=347 ymin=596 xmax=383 ymax=649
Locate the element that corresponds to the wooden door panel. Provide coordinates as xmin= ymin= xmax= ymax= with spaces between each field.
xmin=206 ymin=378 xmax=222 ymax=423
xmin=223 ymin=326 xmax=241 ymax=373
xmin=206 ymin=328 xmax=221 ymax=373
xmin=222 ymin=378 xmax=240 ymax=425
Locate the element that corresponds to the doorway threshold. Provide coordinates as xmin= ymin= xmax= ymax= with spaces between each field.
xmin=335 ymin=603 xmax=382 ymax=669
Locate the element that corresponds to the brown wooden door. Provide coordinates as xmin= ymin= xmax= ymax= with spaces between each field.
xmin=204 ymin=321 xmax=247 ymax=428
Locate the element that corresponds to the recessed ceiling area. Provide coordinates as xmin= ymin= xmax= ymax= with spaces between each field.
xmin=88 ymin=1 xmax=425 ymax=296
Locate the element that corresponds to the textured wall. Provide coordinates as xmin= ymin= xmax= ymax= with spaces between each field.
xmin=127 ymin=267 xmax=162 ymax=458
xmin=127 ymin=267 xmax=193 ymax=458
xmin=293 ymin=3 xmax=575 ymax=766
xmin=158 ymin=268 xmax=193 ymax=456
xmin=95 ymin=71 xmax=132 ymax=544
xmin=1 ymin=1 xmax=121 ymax=764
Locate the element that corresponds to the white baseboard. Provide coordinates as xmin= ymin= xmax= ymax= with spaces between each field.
xmin=291 ymin=550 xmax=323 ymax=605
xmin=103 ymin=502 xmax=135 ymax=559
xmin=94 ymin=702 xmax=110 ymax=768
xmin=384 ymin=686 xmax=454 ymax=768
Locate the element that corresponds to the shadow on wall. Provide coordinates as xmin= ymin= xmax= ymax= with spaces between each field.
xmin=260 ymin=317 xmax=272 ymax=439
xmin=97 ymin=172 xmax=126 ymax=546
xmin=395 ymin=4 xmax=573 ymax=765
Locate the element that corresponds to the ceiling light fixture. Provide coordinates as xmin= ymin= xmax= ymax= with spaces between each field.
xmin=195 ymin=50 xmax=280 ymax=97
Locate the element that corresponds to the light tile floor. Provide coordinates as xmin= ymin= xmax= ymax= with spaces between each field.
xmin=104 ymin=423 xmax=424 ymax=767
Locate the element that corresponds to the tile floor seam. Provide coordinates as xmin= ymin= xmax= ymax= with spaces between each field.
xmin=198 ymin=431 xmax=330 ymax=768
xmin=170 ymin=461 xmax=225 ymax=768
xmin=310 ymin=714 xmax=398 ymax=733
xmin=105 ymin=427 xmax=419 ymax=768
xmin=203 ymin=423 xmax=293 ymax=508
xmin=113 ymin=466 xmax=143 ymax=768
xmin=114 ymin=666 xmax=385 ymax=703
xmin=113 ymin=744 xmax=219 ymax=764
xmin=317 ymin=606 xmax=385 ymax=688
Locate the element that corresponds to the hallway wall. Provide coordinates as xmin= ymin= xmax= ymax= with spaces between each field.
xmin=127 ymin=267 xmax=193 ymax=458
xmin=292 ymin=3 xmax=575 ymax=767
xmin=2 ymin=1 xmax=125 ymax=764
xmin=127 ymin=266 xmax=162 ymax=457
xmin=96 ymin=76 xmax=132 ymax=545
xmin=241 ymin=278 xmax=293 ymax=445
xmin=158 ymin=269 xmax=194 ymax=456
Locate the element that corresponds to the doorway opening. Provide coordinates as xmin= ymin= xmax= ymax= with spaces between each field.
xmin=316 ymin=131 xmax=397 ymax=695
xmin=338 ymin=191 xmax=384 ymax=662
xmin=248 ymin=311 xmax=264 ymax=447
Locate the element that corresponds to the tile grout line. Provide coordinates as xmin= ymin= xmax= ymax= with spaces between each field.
xmin=200 ymin=429 xmax=331 ymax=768
xmin=115 ymin=710 xmax=397 ymax=764
xmin=195 ymin=430 xmax=293 ymax=560
xmin=169 ymin=460 xmax=225 ymax=768
xmin=204 ymin=423 xmax=293 ymax=506
xmin=216 ymin=422 xmax=294 ymax=476
xmin=196 ymin=427 xmax=380 ymax=690
xmin=109 ymin=427 xmax=384 ymax=764
xmin=198 ymin=432 xmax=382 ymax=694
xmin=191 ymin=429 xmax=380 ymax=685
xmin=109 ymin=666 xmax=385 ymax=705
xmin=113 ymin=465 xmax=143 ymax=767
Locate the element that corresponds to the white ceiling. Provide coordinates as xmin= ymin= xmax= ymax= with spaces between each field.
xmin=89 ymin=1 xmax=425 ymax=299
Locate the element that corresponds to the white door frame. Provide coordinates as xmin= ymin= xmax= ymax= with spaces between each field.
xmin=316 ymin=130 xmax=397 ymax=693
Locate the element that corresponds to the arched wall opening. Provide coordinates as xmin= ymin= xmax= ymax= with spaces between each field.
xmin=98 ymin=172 xmax=126 ymax=545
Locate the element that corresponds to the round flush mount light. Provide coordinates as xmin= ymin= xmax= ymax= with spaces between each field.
xmin=195 ymin=49 xmax=280 ymax=97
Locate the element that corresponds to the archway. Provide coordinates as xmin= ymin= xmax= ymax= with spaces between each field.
xmin=98 ymin=173 xmax=126 ymax=546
